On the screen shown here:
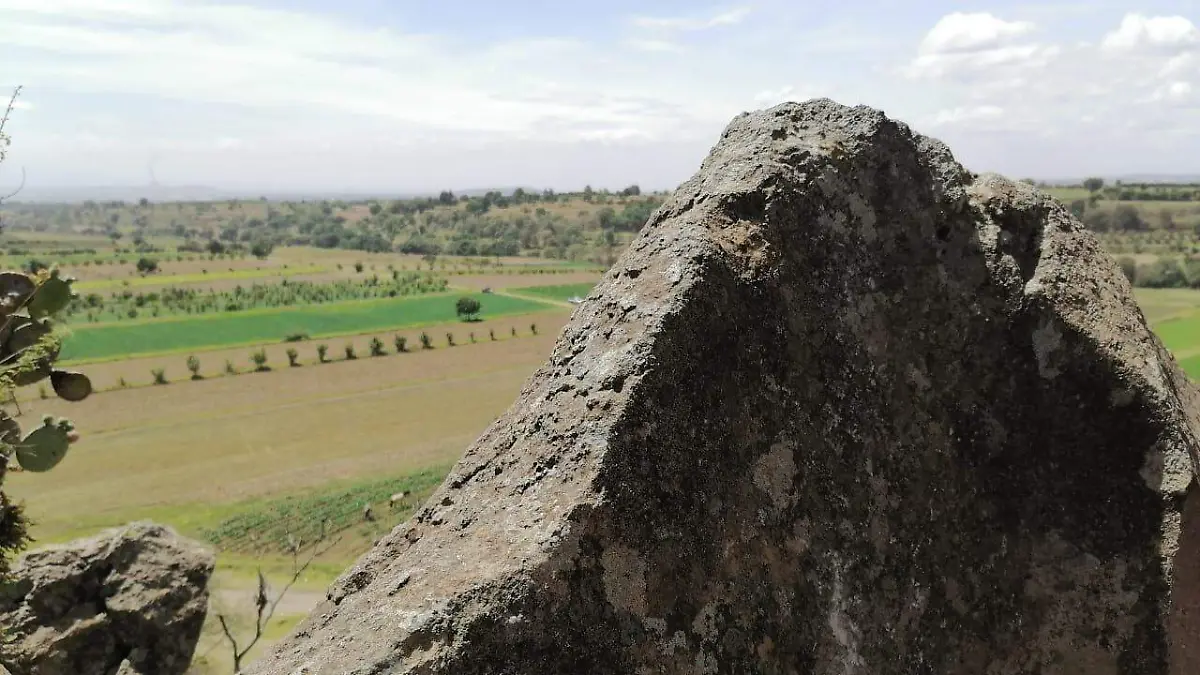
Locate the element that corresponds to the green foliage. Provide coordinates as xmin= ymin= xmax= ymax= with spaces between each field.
xmin=1083 ymin=177 xmax=1105 ymax=192
xmin=285 ymin=347 xmax=299 ymax=367
xmin=224 ymin=359 xmax=237 ymax=375
xmin=344 ymin=343 xmax=357 ymax=360
xmin=1117 ymin=256 xmax=1137 ymax=284
xmin=316 ymin=343 xmax=329 ymax=363
xmin=1136 ymin=258 xmax=1189 ymax=288
xmin=455 ymin=296 xmax=481 ymax=321
xmin=445 ymin=332 xmax=455 ymax=347
xmin=59 ymin=272 xmax=447 ymax=323
xmin=393 ymin=335 xmax=407 ymax=352
xmin=489 ymin=329 xmax=495 ymax=341
xmin=151 ymin=367 xmax=167 ymax=385
xmin=186 ymin=354 xmax=201 ymax=379
xmin=250 ymin=348 xmax=269 ymax=372
xmin=368 ymin=336 xmax=385 ymax=357
xmin=353 ymin=262 xmax=364 ymax=273
xmin=135 ymin=257 xmax=159 ymax=274
xmin=283 ymin=331 xmax=309 ymax=342
xmin=419 ymin=332 xmax=432 ymax=349
xmin=530 ymin=323 xmax=537 ymax=335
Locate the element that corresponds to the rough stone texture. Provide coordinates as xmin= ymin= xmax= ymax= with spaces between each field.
xmin=249 ymin=99 xmax=1200 ymax=674
xmin=0 ymin=521 xmax=214 ymax=675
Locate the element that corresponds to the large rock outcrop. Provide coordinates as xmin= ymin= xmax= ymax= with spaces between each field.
xmin=0 ymin=521 xmax=214 ymax=675
xmin=250 ymin=99 xmax=1200 ymax=674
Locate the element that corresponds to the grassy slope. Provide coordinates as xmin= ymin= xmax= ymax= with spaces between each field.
xmin=506 ymin=282 xmax=598 ymax=302
xmin=60 ymin=292 xmax=552 ymax=362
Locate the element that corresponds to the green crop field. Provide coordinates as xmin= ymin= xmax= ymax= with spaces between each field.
xmin=507 ymin=282 xmax=598 ymax=302
xmin=60 ymin=292 xmax=552 ymax=362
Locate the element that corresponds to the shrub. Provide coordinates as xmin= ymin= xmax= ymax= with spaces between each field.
xmin=354 ymin=261 xmax=364 ymax=273
xmin=283 ymin=332 xmax=309 ymax=343
xmin=344 ymin=343 xmax=357 ymax=360
xmin=1116 ymin=256 xmax=1137 ymax=285
xmin=511 ymin=326 xmax=517 ymax=337
xmin=455 ymin=296 xmax=481 ymax=321
xmin=1136 ymin=258 xmax=1188 ymax=288
xmin=224 ymin=359 xmax=238 ymax=375
xmin=489 ymin=329 xmax=496 ymax=341
xmin=250 ymin=348 xmax=269 ymax=372
xmin=419 ymin=332 xmax=432 ymax=349
xmin=369 ymin=337 xmax=385 ymax=357
xmin=469 ymin=332 xmax=476 ymax=343
xmin=394 ymin=335 xmax=408 ymax=352
xmin=117 ymin=376 xmax=128 ymax=388
xmin=286 ymin=347 xmax=299 ymax=367
xmin=446 ymin=332 xmax=455 ymax=347
xmin=151 ymin=368 xmax=167 ymax=385
xmin=186 ymin=355 xmax=202 ymax=380
xmin=530 ymin=323 xmax=537 ymax=335
xmin=317 ymin=344 xmax=329 ymax=363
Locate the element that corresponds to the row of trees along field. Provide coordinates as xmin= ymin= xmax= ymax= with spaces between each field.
xmin=0 ymin=185 xmax=665 ymax=264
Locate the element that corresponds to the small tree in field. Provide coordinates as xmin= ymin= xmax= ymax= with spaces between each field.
xmin=250 ymin=348 xmax=269 ymax=372
xmin=530 ymin=323 xmax=537 ymax=335
xmin=344 ymin=343 xmax=357 ymax=360
xmin=285 ymin=347 xmax=299 ymax=367
xmin=446 ymin=332 xmax=455 ymax=347
xmin=489 ymin=329 xmax=495 ymax=341
xmin=455 ymin=296 xmax=481 ymax=321
xmin=511 ymin=326 xmax=517 ymax=337
xmin=419 ymin=332 xmax=432 ymax=349
xmin=394 ymin=335 xmax=407 ymax=352
xmin=151 ymin=368 xmax=167 ymax=385
xmin=186 ymin=355 xmax=202 ymax=380
xmin=224 ymin=359 xmax=237 ymax=375
xmin=368 ymin=337 xmax=385 ymax=357
xmin=316 ymin=344 xmax=329 ymax=363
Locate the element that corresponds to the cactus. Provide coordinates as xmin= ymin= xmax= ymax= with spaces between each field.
xmin=26 ymin=269 xmax=76 ymax=320
xmin=15 ymin=416 xmax=75 ymax=473
xmin=50 ymin=370 xmax=92 ymax=402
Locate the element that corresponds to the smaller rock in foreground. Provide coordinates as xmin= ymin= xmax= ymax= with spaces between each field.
xmin=0 ymin=521 xmax=214 ymax=675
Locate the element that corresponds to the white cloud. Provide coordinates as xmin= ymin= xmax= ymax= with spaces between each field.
xmin=1102 ymin=14 xmax=1198 ymax=52
xmin=630 ymin=7 xmax=751 ymax=32
xmin=918 ymin=13 xmax=1034 ymax=54
xmin=906 ymin=13 xmax=1057 ymax=79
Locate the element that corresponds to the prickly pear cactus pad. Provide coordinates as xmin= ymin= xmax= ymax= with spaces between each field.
xmin=27 ymin=270 xmax=76 ymax=320
xmin=15 ymin=416 xmax=74 ymax=473
xmin=50 ymin=370 xmax=92 ymax=403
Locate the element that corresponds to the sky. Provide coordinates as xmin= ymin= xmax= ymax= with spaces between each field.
xmin=1 ymin=0 xmax=1199 ymax=195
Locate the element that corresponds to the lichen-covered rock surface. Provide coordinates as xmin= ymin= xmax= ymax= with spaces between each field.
xmin=0 ymin=521 xmax=214 ymax=675
xmin=249 ymin=99 xmax=1200 ymax=674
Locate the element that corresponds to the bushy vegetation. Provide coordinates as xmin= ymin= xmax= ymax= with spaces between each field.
xmin=63 ymin=273 xmax=449 ymax=323
xmin=0 ymin=185 xmax=665 ymax=264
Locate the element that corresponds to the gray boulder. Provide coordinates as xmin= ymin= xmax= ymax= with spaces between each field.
xmin=0 ymin=521 xmax=214 ymax=675
xmin=249 ymin=99 xmax=1200 ymax=674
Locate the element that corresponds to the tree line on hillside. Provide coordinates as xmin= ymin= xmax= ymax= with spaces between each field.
xmin=0 ymin=186 xmax=665 ymax=264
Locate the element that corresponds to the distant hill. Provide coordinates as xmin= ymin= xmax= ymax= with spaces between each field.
xmin=7 ymin=184 xmax=550 ymax=204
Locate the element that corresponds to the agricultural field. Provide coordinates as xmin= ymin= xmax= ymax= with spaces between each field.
xmin=1 ymin=186 xmax=1199 ymax=672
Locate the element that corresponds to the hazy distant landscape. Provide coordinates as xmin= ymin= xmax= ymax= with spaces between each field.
xmin=0 ymin=172 xmax=1197 ymax=669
